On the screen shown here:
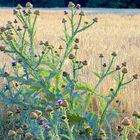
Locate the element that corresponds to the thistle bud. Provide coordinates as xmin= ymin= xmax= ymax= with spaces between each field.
xmin=62 ymin=18 xmax=67 ymax=23
xmin=136 ymin=132 xmax=140 ymax=140
xmin=39 ymin=41 xmax=44 ymax=45
xmin=34 ymin=10 xmax=40 ymax=16
xmin=69 ymin=54 xmax=75 ymax=59
xmin=18 ymin=58 xmax=22 ymax=63
xmin=122 ymin=117 xmax=131 ymax=126
xmin=8 ymin=130 xmax=17 ymax=137
xmin=17 ymin=26 xmax=22 ymax=31
xmin=133 ymin=74 xmax=138 ymax=79
xmin=16 ymin=128 xmax=23 ymax=135
xmin=62 ymin=115 xmax=66 ymax=120
xmin=111 ymin=52 xmax=117 ymax=57
xmin=26 ymin=2 xmax=33 ymax=9
xmin=74 ymin=44 xmax=79 ymax=49
xmin=45 ymin=105 xmax=53 ymax=112
xmin=13 ymin=9 xmax=18 ymax=15
xmin=63 ymin=71 xmax=68 ymax=77
xmin=22 ymin=124 xmax=29 ymax=130
xmin=68 ymin=2 xmax=75 ymax=8
xmin=99 ymin=53 xmax=104 ymax=58
xmin=25 ymin=132 xmax=33 ymax=139
xmin=117 ymin=125 xmax=123 ymax=132
xmin=64 ymin=10 xmax=68 ymax=15
xmin=30 ymin=112 xmax=38 ymax=119
xmin=23 ymin=24 xmax=28 ymax=29
xmin=132 ymin=110 xmax=140 ymax=117
xmin=93 ymin=17 xmax=98 ymax=22
xmin=62 ymin=100 xmax=69 ymax=107
xmin=12 ymin=62 xmax=17 ymax=67
xmin=76 ymin=4 xmax=81 ymax=9
xmin=7 ymin=111 xmax=13 ymax=117
xmin=59 ymin=45 xmax=63 ymax=49
xmin=6 ymin=35 xmax=13 ymax=41
xmin=0 ymin=45 xmax=6 ymax=51
xmin=44 ymin=41 xmax=49 ymax=46
xmin=103 ymin=63 xmax=107 ymax=67
xmin=16 ymin=4 xmax=22 ymax=10
xmin=34 ymin=110 xmax=42 ymax=117
xmin=122 ymin=62 xmax=127 ymax=67
xmin=79 ymin=11 xmax=85 ymax=16
xmin=82 ymin=60 xmax=88 ymax=66
xmin=122 ymin=68 xmax=128 ymax=74
xmin=3 ymin=72 xmax=9 ymax=77
xmin=75 ymin=38 xmax=79 ymax=43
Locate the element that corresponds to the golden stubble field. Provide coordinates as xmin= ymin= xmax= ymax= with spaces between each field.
xmin=0 ymin=9 xmax=140 ymax=114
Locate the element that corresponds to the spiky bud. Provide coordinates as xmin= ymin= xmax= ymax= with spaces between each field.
xmin=133 ymin=74 xmax=138 ymax=79
xmin=122 ymin=68 xmax=128 ymax=74
xmin=62 ymin=18 xmax=67 ymax=23
xmin=7 ymin=111 xmax=13 ymax=117
xmin=68 ymin=2 xmax=75 ymax=8
xmin=122 ymin=117 xmax=131 ymax=126
xmin=62 ymin=100 xmax=69 ymax=107
xmin=82 ymin=60 xmax=88 ymax=66
xmin=8 ymin=130 xmax=17 ymax=137
xmin=63 ymin=71 xmax=68 ymax=77
xmin=79 ymin=11 xmax=85 ymax=16
xmin=34 ymin=110 xmax=42 ymax=117
xmin=111 ymin=52 xmax=117 ymax=57
xmin=26 ymin=2 xmax=33 ymax=9
xmin=16 ymin=128 xmax=23 ymax=135
xmin=16 ymin=4 xmax=22 ymax=10
xmin=25 ymin=132 xmax=33 ymax=139
xmin=69 ymin=54 xmax=75 ymax=59
xmin=45 ymin=105 xmax=53 ymax=112
xmin=122 ymin=62 xmax=127 ymax=67
xmin=0 ymin=45 xmax=6 ymax=51
xmin=34 ymin=10 xmax=40 ymax=15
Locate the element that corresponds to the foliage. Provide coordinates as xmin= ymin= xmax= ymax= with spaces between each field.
xmin=0 ymin=2 xmax=138 ymax=140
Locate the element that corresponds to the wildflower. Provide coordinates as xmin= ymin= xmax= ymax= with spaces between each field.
xmin=16 ymin=4 xmax=22 ymax=10
xmin=122 ymin=62 xmax=127 ymax=67
xmin=122 ymin=117 xmax=131 ymax=126
xmin=6 ymin=35 xmax=13 ymax=41
xmin=30 ymin=112 xmax=38 ymax=119
xmin=15 ymin=108 xmax=20 ymax=113
xmin=25 ymin=132 xmax=33 ymax=139
xmin=7 ymin=111 xmax=13 ymax=117
xmin=56 ymin=99 xmax=63 ymax=106
xmin=22 ymin=124 xmax=29 ymax=130
xmin=76 ymin=4 xmax=81 ymax=9
xmin=75 ymin=38 xmax=79 ymax=43
xmin=45 ymin=125 xmax=50 ymax=130
xmin=38 ymin=118 xmax=45 ymax=125
xmin=16 ymin=128 xmax=23 ymax=135
xmin=59 ymin=45 xmax=63 ymax=50
xmin=45 ymin=105 xmax=53 ymax=112
xmin=8 ymin=130 xmax=17 ymax=137
xmin=136 ymin=132 xmax=140 ymax=140
xmin=62 ymin=100 xmax=69 ymax=107
xmin=116 ymin=65 xmax=121 ymax=70
xmin=117 ymin=125 xmax=123 ymax=132
xmin=62 ymin=18 xmax=67 ymax=23
xmin=34 ymin=10 xmax=40 ymax=16
xmin=74 ymin=44 xmax=79 ymax=49
xmin=79 ymin=11 xmax=85 ymax=16
xmin=68 ymin=2 xmax=75 ymax=8
xmin=99 ymin=53 xmax=104 ymax=58
xmin=133 ymin=74 xmax=138 ymax=79
xmin=69 ymin=54 xmax=75 ymax=59
xmin=82 ymin=60 xmax=88 ymax=66
xmin=22 ymin=10 xmax=26 ymax=15
xmin=64 ymin=10 xmax=68 ymax=15
xmin=12 ymin=62 xmax=17 ymax=67
xmin=13 ymin=9 xmax=18 ymax=15
xmin=111 ymin=52 xmax=117 ymax=57
xmin=122 ymin=68 xmax=128 ymax=74
xmin=14 ymin=19 xmax=18 ymax=24
xmin=17 ymin=26 xmax=22 ymax=31
xmin=34 ymin=110 xmax=42 ymax=117
xmin=26 ymin=2 xmax=33 ymax=9
xmin=0 ymin=45 xmax=6 ymax=51
xmin=93 ymin=17 xmax=98 ymax=22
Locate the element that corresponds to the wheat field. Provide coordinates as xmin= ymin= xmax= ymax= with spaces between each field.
xmin=0 ymin=9 xmax=140 ymax=114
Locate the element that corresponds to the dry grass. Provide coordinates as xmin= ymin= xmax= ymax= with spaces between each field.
xmin=0 ymin=9 xmax=140 ymax=114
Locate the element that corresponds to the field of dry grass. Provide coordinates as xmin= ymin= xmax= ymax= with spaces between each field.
xmin=0 ymin=9 xmax=140 ymax=114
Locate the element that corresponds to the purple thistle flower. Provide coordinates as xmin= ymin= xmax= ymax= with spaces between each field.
xmin=38 ymin=119 xmax=45 ymax=125
xmin=116 ymin=64 xmax=121 ymax=70
xmin=56 ymin=99 xmax=63 ymax=106
xmin=45 ymin=125 xmax=50 ymax=130
xmin=76 ymin=4 xmax=81 ymax=9
xmin=12 ymin=62 xmax=16 ymax=66
xmin=64 ymin=10 xmax=68 ymax=15
xmin=22 ymin=10 xmax=26 ymax=14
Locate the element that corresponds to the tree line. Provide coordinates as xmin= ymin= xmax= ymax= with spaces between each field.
xmin=0 ymin=0 xmax=140 ymax=8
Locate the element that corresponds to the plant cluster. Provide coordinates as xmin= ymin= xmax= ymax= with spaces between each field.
xmin=0 ymin=2 xmax=138 ymax=140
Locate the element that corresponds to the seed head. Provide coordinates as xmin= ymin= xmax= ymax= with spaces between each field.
xmin=69 ymin=54 xmax=75 ymax=59
xmin=16 ymin=128 xmax=23 ymax=135
xmin=111 ymin=52 xmax=117 ymax=57
xmin=68 ymin=2 xmax=75 ymax=8
xmin=122 ymin=68 xmax=128 ymax=74
xmin=79 ymin=11 xmax=85 ymax=16
xmin=62 ymin=18 xmax=67 ymax=23
xmin=8 ymin=130 xmax=17 ymax=137
xmin=82 ymin=60 xmax=88 ymax=66
xmin=25 ymin=132 xmax=33 ymax=139
xmin=26 ymin=2 xmax=33 ymax=9
xmin=34 ymin=10 xmax=40 ymax=15
xmin=122 ymin=117 xmax=131 ymax=126
xmin=30 ymin=112 xmax=38 ymax=119
xmin=16 ymin=4 xmax=22 ymax=10
xmin=133 ymin=74 xmax=138 ymax=79
xmin=76 ymin=4 xmax=81 ymax=9
xmin=0 ymin=45 xmax=6 ymax=51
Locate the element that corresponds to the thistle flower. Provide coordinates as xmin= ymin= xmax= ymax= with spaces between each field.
xmin=62 ymin=18 xmax=67 ymax=23
xmin=30 ymin=112 xmax=38 ymax=119
xmin=38 ymin=118 xmax=45 ymax=125
xmin=14 ymin=19 xmax=18 ymax=24
xmin=111 ymin=52 xmax=117 ymax=57
xmin=76 ymin=4 xmax=81 ymax=9
xmin=45 ymin=105 xmax=53 ymax=112
xmin=45 ymin=125 xmax=50 ymax=130
xmin=13 ymin=9 xmax=18 ymax=15
xmin=68 ymin=2 xmax=75 ymax=8
xmin=122 ymin=62 xmax=127 ymax=67
xmin=99 ymin=53 xmax=104 ymax=58
xmin=34 ymin=10 xmax=40 ymax=16
xmin=122 ymin=68 xmax=128 ymax=74
xmin=17 ymin=26 xmax=22 ymax=31
xmin=0 ymin=45 xmax=6 ymax=51
xmin=26 ymin=2 xmax=33 ymax=9
xmin=16 ymin=4 xmax=22 ymax=10
xmin=116 ymin=65 xmax=121 ymax=70
xmin=75 ymin=38 xmax=79 ymax=43
xmin=25 ymin=132 xmax=33 ymax=139
xmin=122 ymin=117 xmax=131 ymax=126
xmin=82 ymin=60 xmax=88 ymax=66
xmin=79 ymin=11 xmax=85 ymax=16
xmin=64 ymin=10 xmax=68 ymax=15
xmin=69 ymin=54 xmax=75 ymax=59
xmin=12 ymin=62 xmax=17 ymax=67
xmin=8 ymin=130 xmax=17 ymax=137
xmin=56 ymin=99 xmax=63 ymax=106
xmin=16 ymin=128 xmax=23 ymax=135
xmin=15 ymin=108 xmax=20 ymax=113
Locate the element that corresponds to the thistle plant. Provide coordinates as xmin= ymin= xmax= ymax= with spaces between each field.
xmin=0 ymin=1 xmax=138 ymax=140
